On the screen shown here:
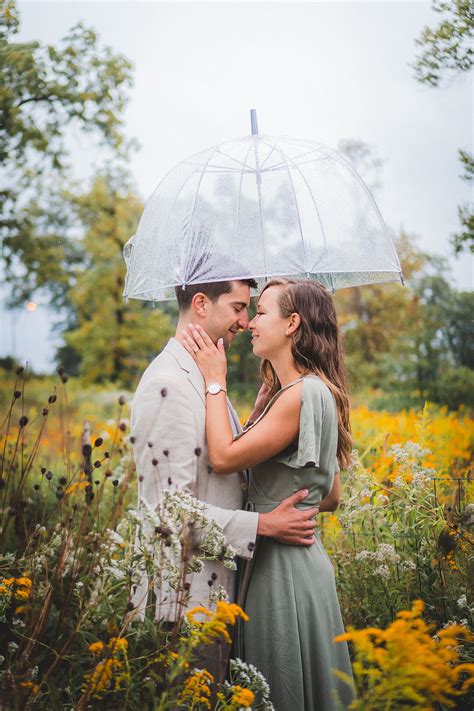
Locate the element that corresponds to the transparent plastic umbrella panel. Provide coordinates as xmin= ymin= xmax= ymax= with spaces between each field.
xmin=123 ymin=132 xmax=403 ymax=301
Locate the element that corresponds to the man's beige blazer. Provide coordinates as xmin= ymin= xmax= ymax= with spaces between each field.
xmin=130 ymin=338 xmax=259 ymax=621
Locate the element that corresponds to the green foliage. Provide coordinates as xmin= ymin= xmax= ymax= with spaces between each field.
xmin=62 ymin=175 xmax=173 ymax=387
xmin=452 ymin=149 xmax=474 ymax=255
xmin=0 ymin=374 xmax=269 ymax=709
xmin=434 ymin=366 xmax=474 ymax=410
xmin=413 ymin=1 xmax=474 ymax=257
xmin=323 ymin=435 xmax=474 ymax=632
xmin=0 ymin=0 xmax=133 ymax=305
xmin=413 ymin=0 xmax=473 ymax=86
xmin=332 ymin=232 xmax=474 ymax=410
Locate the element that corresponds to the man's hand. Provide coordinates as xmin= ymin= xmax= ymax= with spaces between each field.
xmin=257 ymin=489 xmax=318 ymax=546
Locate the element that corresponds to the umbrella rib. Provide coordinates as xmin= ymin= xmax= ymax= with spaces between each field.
xmin=261 ymin=146 xmax=324 ymax=173
xmin=326 ymin=151 xmax=403 ymax=276
xmin=253 ymin=139 xmax=268 ymax=279
xmin=182 ymin=161 xmax=245 ymax=173
xmin=266 ymin=140 xmax=309 ymax=276
xmin=215 ymin=148 xmax=255 ymax=171
xmin=183 ymin=147 xmax=221 ymax=285
xmin=282 ymin=150 xmax=336 ymax=292
xmin=259 ymin=143 xmax=278 ymax=172
xmin=236 ymin=141 xmax=256 ymax=252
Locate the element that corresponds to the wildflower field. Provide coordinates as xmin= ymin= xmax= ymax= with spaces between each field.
xmin=0 ymin=368 xmax=473 ymax=710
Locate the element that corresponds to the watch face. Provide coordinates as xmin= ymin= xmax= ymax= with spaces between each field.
xmin=208 ymin=383 xmax=221 ymax=394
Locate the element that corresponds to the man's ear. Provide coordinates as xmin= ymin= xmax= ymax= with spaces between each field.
xmin=191 ymin=292 xmax=208 ymax=318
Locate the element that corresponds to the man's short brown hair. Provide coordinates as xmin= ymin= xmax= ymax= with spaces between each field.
xmin=175 ymin=278 xmax=258 ymax=312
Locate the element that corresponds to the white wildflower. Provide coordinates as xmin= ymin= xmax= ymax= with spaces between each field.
xmin=209 ymin=585 xmax=230 ymax=604
xmin=374 ymin=564 xmax=391 ymax=580
xmin=457 ymin=594 xmax=468 ymax=609
xmin=375 ymin=543 xmax=400 ymax=564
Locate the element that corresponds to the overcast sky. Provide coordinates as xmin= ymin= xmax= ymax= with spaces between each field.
xmin=2 ymin=0 xmax=473 ymax=371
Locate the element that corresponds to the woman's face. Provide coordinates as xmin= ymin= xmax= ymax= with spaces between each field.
xmin=248 ymin=285 xmax=290 ymax=360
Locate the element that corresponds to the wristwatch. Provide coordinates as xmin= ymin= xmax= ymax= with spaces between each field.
xmin=205 ymin=382 xmax=227 ymax=395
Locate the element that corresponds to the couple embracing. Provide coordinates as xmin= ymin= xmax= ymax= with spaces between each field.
xmin=130 ymin=276 xmax=355 ymax=710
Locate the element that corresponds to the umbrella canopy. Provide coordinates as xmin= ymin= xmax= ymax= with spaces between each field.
xmin=124 ymin=111 xmax=403 ymax=301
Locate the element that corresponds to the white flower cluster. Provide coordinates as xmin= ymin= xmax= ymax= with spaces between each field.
xmin=355 ymin=542 xmax=400 ymax=566
xmin=226 ymin=658 xmax=275 ymax=710
xmin=126 ymin=489 xmax=238 ymax=591
xmin=209 ymin=584 xmax=230 ymax=604
xmin=390 ymin=441 xmax=435 ymax=489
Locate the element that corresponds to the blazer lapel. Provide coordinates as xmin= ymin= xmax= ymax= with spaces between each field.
xmin=164 ymin=338 xmax=206 ymax=405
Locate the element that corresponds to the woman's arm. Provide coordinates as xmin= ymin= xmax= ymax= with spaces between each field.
xmin=318 ymin=472 xmax=341 ymax=512
xmin=205 ymin=384 xmax=302 ymax=474
xmin=182 ymin=325 xmax=302 ymax=474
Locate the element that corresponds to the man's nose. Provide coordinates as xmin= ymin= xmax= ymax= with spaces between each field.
xmin=238 ymin=309 xmax=250 ymax=329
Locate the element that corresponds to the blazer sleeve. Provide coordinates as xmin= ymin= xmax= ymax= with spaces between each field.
xmin=131 ymin=374 xmax=258 ymax=559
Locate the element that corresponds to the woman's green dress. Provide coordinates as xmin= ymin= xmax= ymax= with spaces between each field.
xmin=238 ymin=375 xmax=355 ymax=710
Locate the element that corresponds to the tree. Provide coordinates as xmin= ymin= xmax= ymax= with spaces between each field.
xmin=0 ymin=0 xmax=133 ymax=305
xmin=334 ymin=231 xmax=427 ymax=392
xmin=452 ymin=149 xmax=474 ymax=254
xmin=413 ymin=0 xmax=473 ymax=87
xmin=61 ymin=175 xmax=173 ymax=387
xmin=413 ymin=1 xmax=474 ymax=255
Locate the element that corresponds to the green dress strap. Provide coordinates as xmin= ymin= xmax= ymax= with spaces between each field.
xmin=233 ymin=377 xmax=304 ymax=441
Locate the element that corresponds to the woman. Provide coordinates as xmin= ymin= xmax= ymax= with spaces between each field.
xmin=182 ymin=278 xmax=355 ymax=710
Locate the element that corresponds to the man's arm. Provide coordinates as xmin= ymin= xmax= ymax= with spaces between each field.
xmin=131 ymin=374 xmax=259 ymax=558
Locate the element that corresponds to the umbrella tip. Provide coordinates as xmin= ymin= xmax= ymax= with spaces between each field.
xmin=250 ymin=109 xmax=258 ymax=135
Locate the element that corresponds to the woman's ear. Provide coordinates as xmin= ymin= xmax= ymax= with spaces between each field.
xmin=191 ymin=292 xmax=208 ymax=318
xmin=287 ymin=312 xmax=301 ymax=335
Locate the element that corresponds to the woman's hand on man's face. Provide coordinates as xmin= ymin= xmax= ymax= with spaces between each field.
xmin=182 ymin=324 xmax=228 ymax=385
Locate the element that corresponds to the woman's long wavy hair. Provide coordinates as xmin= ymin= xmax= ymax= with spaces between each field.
xmin=260 ymin=278 xmax=353 ymax=469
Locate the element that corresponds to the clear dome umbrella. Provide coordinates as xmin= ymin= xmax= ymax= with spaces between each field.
xmin=123 ymin=110 xmax=403 ymax=301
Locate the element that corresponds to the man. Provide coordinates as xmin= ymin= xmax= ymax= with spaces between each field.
xmin=130 ymin=278 xmax=320 ymax=622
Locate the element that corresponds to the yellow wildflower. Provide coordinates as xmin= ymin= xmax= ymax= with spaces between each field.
xmin=19 ymin=681 xmax=40 ymax=695
xmin=178 ymin=669 xmax=213 ymax=709
xmin=215 ymin=601 xmax=249 ymax=625
xmin=335 ymin=600 xmax=474 ymax=709
xmin=88 ymin=641 xmax=105 ymax=655
xmin=186 ymin=601 xmax=249 ymax=646
xmin=109 ymin=637 xmax=128 ymax=654
xmin=83 ymin=658 xmax=122 ymax=697
xmin=1 ymin=578 xmax=15 ymax=587
xmin=231 ymin=685 xmax=255 ymax=708
xmin=15 ymin=577 xmax=32 ymax=589
xmin=14 ymin=588 xmax=29 ymax=601
xmin=15 ymin=605 xmax=26 ymax=615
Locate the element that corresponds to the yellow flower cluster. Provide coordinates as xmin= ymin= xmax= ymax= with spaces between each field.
xmin=217 ymin=684 xmax=255 ymax=709
xmin=186 ymin=601 xmax=249 ymax=645
xmin=335 ymin=599 xmax=474 ymax=709
xmin=351 ymin=404 xmax=473 ymax=485
xmin=230 ymin=684 xmax=255 ymax=708
xmin=83 ymin=658 xmax=123 ymax=696
xmin=178 ymin=669 xmax=213 ymax=709
xmin=19 ymin=680 xmax=40 ymax=695
xmin=87 ymin=636 xmax=128 ymax=656
xmin=83 ymin=636 xmax=129 ymax=698
xmin=0 ymin=576 xmax=32 ymax=601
